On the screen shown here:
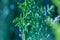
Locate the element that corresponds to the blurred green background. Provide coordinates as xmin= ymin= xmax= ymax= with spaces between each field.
xmin=0 ymin=0 xmax=60 ymax=40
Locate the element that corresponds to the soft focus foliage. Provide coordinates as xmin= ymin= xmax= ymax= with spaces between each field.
xmin=13 ymin=0 xmax=56 ymax=40
xmin=52 ymin=0 xmax=60 ymax=14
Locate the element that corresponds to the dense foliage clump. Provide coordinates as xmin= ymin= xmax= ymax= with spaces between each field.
xmin=13 ymin=0 xmax=56 ymax=40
